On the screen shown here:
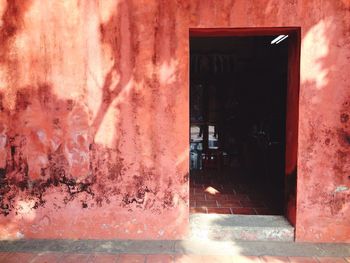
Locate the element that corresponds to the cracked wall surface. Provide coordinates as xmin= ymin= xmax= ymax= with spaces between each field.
xmin=0 ymin=0 xmax=349 ymax=242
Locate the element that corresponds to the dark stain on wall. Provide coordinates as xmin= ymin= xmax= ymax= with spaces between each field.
xmin=0 ymin=80 xmax=177 ymax=216
xmin=328 ymin=193 xmax=349 ymax=216
xmin=0 ymin=138 xmax=177 ymax=216
xmin=340 ymin=113 xmax=349 ymax=124
xmin=338 ymin=128 xmax=350 ymax=147
xmin=325 ymin=138 xmax=331 ymax=145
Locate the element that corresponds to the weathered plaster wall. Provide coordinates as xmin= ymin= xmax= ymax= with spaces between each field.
xmin=0 ymin=0 xmax=189 ymax=239
xmin=0 ymin=0 xmax=349 ymax=242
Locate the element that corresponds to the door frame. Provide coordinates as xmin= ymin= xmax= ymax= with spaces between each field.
xmin=189 ymin=27 xmax=301 ymax=226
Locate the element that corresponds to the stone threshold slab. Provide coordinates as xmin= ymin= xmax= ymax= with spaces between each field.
xmin=189 ymin=214 xmax=295 ymax=241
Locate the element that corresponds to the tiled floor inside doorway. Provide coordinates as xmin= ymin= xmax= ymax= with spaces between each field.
xmin=189 ymin=168 xmax=283 ymax=215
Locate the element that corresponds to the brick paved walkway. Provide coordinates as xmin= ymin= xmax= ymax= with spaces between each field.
xmin=0 ymin=252 xmax=349 ymax=262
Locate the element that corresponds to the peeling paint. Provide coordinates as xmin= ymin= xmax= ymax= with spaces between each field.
xmin=334 ymin=185 xmax=349 ymax=193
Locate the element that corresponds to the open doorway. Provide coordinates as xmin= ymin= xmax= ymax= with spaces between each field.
xmin=189 ymin=29 xmax=299 ymax=219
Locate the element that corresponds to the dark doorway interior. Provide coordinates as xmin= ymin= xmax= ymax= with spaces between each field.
xmin=190 ymin=36 xmax=289 ymax=215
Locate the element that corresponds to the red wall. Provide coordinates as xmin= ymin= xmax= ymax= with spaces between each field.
xmin=0 ymin=0 xmax=349 ymax=242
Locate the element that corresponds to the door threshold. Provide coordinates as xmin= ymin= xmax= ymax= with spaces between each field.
xmin=189 ymin=214 xmax=294 ymax=242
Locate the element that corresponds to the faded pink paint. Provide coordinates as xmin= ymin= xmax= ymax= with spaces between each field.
xmin=0 ymin=0 xmax=349 ymax=242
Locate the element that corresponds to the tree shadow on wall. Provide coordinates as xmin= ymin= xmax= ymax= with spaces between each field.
xmin=0 ymin=0 xmax=185 ymax=228
xmin=0 ymin=82 xmax=177 ymax=220
xmin=0 ymin=0 xmax=33 ymax=61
